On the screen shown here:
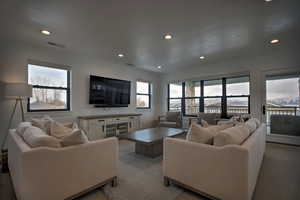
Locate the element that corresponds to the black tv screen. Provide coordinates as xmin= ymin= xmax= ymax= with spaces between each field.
xmin=89 ymin=75 xmax=131 ymax=107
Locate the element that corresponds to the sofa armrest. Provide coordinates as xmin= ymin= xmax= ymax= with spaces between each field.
xmin=163 ymin=138 xmax=249 ymax=200
xmin=19 ymin=137 xmax=118 ymax=200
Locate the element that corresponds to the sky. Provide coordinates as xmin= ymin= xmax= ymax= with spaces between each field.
xmin=267 ymin=78 xmax=299 ymax=100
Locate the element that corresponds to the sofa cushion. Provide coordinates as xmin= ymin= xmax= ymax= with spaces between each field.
xmin=186 ymin=123 xmax=233 ymax=144
xmin=16 ymin=122 xmax=32 ymax=137
xmin=60 ymin=129 xmax=89 ymax=147
xmin=31 ymin=115 xmax=53 ymax=135
xmin=245 ymin=118 xmax=257 ymax=134
xmin=22 ymin=126 xmax=61 ymax=148
xmin=214 ymin=125 xmax=250 ymax=146
xmin=50 ymin=121 xmax=73 ymax=139
xmin=166 ymin=112 xmax=180 ymax=122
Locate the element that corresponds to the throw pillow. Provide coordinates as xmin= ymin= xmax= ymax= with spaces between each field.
xmin=31 ymin=115 xmax=53 ymax=134
xmin=186 ymin=123 xmax=220 ymax=144
xmin=245 ymin=118 xmax=257 ymax=134
xmin=252 ymin=118 xmax=261 ymax=128
xmin=213 ymin=125 xmax=250 ymax=146
xmin=60 ymin=129 xmax=89 ymax=147
xmin=16 ymin=122 xmax=32 ymax=137
xmin=22 ymin=126 xmax=61 ymax=148
xmin=201 ymin=119 xmax=210 ymax=127
xmin=50 ymin=121 xmax=73 ymax=139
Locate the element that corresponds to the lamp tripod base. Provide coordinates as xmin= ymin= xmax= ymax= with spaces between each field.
xmin=1 ymin=149 xmax=8 ymax=173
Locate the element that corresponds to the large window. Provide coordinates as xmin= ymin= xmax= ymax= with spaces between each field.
xmin=28 ymin=63 xmax=70 ymax=112
xmin=168 ymin=75 xmax=250 ymax=116
xmin=168 ymin=83 xmax=182 ymax=111
xmin=136 ymin=81 xmax=151 ymax=109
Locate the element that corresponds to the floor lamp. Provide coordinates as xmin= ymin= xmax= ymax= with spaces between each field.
xmin=1 ymin=83 xmax=32 ymax=173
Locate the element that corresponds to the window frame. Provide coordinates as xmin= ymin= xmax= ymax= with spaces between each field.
xmin=27 ymin=63 xmax=71 ymax=112
xmin=136 ymin=81 xmax=151 ymax=109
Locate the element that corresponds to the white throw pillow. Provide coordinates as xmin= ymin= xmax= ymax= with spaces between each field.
xmin=16 ymin=122 xmax=32 ymax=137
xmin=186 ymin=123 xmax=233 ymax=144
xmin=60 ymin=129 xmax=89 ymax=147
xmin=22 ymin=126 xmax=61 ymax=148
xmin=245 ymin=118 xmax=257 ymax=134
xmin=31 ymin=115 xmax=53 ymax=134
xmin=213 ymin=125 xmax=250 ymax=146
xmin=50 ymin=121 xmax=73 ymax=139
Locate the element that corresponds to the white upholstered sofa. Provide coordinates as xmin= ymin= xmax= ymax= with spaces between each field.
xmin=163 ymin=123 xmax=266 ymax=200
xmin=7 ymin=129 xmax=118 ymax=200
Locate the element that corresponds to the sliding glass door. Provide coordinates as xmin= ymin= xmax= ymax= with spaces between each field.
xmin=264 ymin=73 xmax=300 ymax=144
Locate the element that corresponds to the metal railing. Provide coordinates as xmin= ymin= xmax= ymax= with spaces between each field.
xmin=266 ymin=106 xmax=300 ymax=125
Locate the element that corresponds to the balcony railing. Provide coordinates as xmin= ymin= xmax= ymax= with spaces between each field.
xmin=266 ymin=106 xmax=300 ymax=126
xmin=171 ymin=105 xmax=300 ymax=121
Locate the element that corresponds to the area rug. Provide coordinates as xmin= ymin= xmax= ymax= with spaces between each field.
xmin=103 ymin=140 xmax=183 ymax=200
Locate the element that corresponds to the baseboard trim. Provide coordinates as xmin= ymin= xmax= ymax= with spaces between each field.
xmin=266 ymin=141 xmax=300 ymax=147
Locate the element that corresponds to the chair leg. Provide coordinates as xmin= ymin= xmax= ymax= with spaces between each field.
xmin=111 ymin=177 xmax=118 ymax=187
xmin=164 ymin=176 xmax=170 ymax=187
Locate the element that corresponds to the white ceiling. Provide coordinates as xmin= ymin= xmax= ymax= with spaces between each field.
xmin=1 ymin=0 xmax=299 ymax=73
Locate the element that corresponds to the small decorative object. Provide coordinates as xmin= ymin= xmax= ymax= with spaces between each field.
xmin=1 ymin=82 xmax=32 ymax=173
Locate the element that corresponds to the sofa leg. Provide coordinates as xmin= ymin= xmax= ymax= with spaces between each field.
xmin=111 ymin=177 xmax=118 ymax=187
xmin=164 ymin=177 xmax=170 ymax=187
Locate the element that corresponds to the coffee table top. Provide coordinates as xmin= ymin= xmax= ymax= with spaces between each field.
xmin=124 ymin=127 xmax=185 ymax=144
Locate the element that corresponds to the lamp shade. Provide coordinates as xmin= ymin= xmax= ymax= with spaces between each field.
xmin=5 ymin=83 xmax=33 ymax=99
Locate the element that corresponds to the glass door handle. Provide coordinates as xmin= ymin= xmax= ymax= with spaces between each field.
xmin=262 ymin=105 xmax=266 ymax=115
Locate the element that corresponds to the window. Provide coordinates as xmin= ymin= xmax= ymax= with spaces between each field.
xmin=167 ymin=76 xmax=250 ymax=116
xmin=168 ymin=83 xmax=183 ymax=111
xmin=136 ymin=81 xmax=151 ymax=109
xmin=28 ymin=63 xmax=70 ymax=112
xmin=185 ymin=81 xmax=201 ymax=115
xmin=204 ymin=79 xmax=222 ymax=113
xmin=226 ymin=76 xmax=250 ymax=114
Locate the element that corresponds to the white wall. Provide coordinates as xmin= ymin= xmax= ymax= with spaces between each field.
xmin=160 ymin=47 xmax=300 ymax=122
xmin=0 ymin=41 xmax=162 ymax=146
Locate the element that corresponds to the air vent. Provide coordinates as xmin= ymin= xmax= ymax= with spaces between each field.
xmin=47 ymin=42 xmax=66 ymax=48
xmin=126 ymin=63 xmax=135 ymax=67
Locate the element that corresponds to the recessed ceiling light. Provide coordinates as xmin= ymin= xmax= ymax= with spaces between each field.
xmin=41 ymin=30 xmax=51 ymax=35
xmin=200 ymin=56 xmax=205 ymax=60
xmin=270 ymin=39 xmax=280 ymax=44
xmin=164 ymin=34 xmax=173 ymax=40
xmin=157 ymin=66 xmax=162 ymax=69
xmin=118 ymin=53 xmax=124 ymax=58
xmin=265 ymin=0 xmax=272 ymax=2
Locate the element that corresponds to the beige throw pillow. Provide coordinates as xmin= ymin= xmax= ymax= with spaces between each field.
xmin=214 ymin=125 xmax=250 ymax=146
xmin=22 ymin=126 xmax=61 ymax=148
xmin=50 ymin=121 xmax=73 ymax=139
xmin=186 ymin=123 xmax=233 ymax=144
xmin=60 ymin=129 xmax=89 ymax=147
xmin=201 ymin=119 xmax=210 ymax=127
xmin=186 ymin=123 xmax=217 ymax=144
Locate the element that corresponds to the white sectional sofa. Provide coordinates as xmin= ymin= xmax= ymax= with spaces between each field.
xmin=163 ymin=123 xmax=266 ymax=200
xmin=8 ymin=129 xmax=118 ymax=200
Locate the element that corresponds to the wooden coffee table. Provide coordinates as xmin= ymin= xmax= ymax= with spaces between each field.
xmin=124 ymin=127 xmax=185 ymax=158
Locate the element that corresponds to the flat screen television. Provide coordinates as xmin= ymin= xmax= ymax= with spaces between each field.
xmin=89 ymin=75 xmax=131 ymax=107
